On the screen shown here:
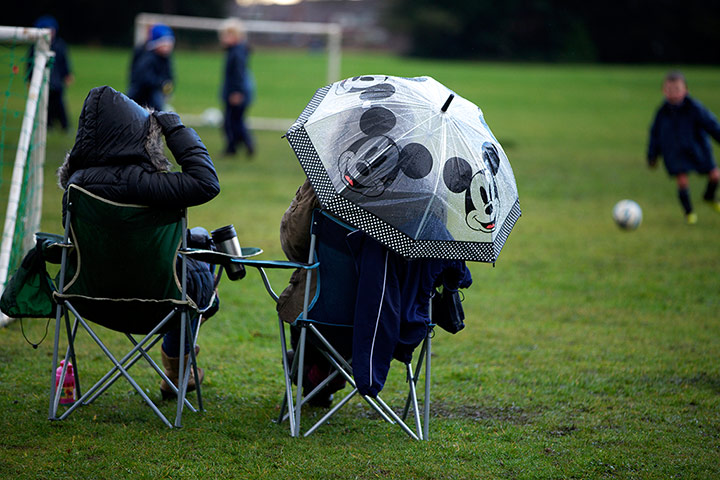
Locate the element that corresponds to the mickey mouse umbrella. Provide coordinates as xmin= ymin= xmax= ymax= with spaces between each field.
xmin=286 ymin=75 xmax=521 ymax=262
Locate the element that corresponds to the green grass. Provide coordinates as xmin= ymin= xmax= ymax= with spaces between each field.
xmin=1 ymin=46 xmax=719 ymax=479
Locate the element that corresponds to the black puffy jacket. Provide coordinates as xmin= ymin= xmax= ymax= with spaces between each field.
xmin=56 ymin=86 xmax=220 ymax=310
xmin=58 ymin=85 xmax=219 ymax=211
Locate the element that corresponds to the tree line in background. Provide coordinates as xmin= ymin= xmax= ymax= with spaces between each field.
xmin=384 ymin=0 xmax=720 ymax=63
xmin=5 ymin=0 xmax=720 ymax=63
xmin=5 ymin=0 xmax=227 ymax=46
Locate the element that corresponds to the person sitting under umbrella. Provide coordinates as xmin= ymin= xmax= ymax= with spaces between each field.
xmin=276 ymin=179 xmax=472 ymax=402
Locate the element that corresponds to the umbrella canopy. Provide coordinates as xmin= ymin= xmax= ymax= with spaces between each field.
xmin=286 ymin=75 xmax=521 ymax=262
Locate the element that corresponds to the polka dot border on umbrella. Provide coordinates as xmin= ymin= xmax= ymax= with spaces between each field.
xmin=286 ymin=75 xmax=521 ymax=263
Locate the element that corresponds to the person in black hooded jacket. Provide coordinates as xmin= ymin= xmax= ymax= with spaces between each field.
xmin=57 ymin=85 xmax=220 ymax=399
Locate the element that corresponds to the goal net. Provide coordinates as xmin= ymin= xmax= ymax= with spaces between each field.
xmin=134 ymin=13 xmax=342 ymax=131
xmin=0 ymin=26 xmax=52 ymax=326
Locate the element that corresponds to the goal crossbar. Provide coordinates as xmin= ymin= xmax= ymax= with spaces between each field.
xmin=135 ymin=13 xmax=342 ymax=131
xmin=135 ymin=13 xmax=342 ymax=85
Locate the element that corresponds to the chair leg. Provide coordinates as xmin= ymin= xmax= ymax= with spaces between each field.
xmin=423 ymin=334 xmax=431 ymax=441
xmin=312 ymin=343 xmax=420 ymax=440
xmin=48 ymin=299 xmax=203 ymax=428
xmin=294 ymin=325 xmax=307 ymax=438
xmin=406 ymin=362 xmax=423 ymax=438
xmin=402 ymin=339 xmax=427 ymax=421
xmin=59 ymin=302 xmax=176 ymax=427
xmin=277 ymin=318 xmax=297 ymax=435
xmin=190 ymin=315 xmax=204 ymax=411
xmin=85 ymin=333 xmax=159 ymax=405
xmin=78 ymin=322 xmax=172 ymax=407
xmin=186 ymin=339 xmax=203 ymax=412
xmin=174 ymin=311 xmax=188 ymax=428
xmin=400 ymin=330 xmax=432 ymax=441
xmin=84 ymin=334 xmax=202 ymax=414
xmin=172 ymin=310 xmax=203 ymax=426
xmin=74 ymin=331 xmax=201 ymax=414
xmin=50 ymin=221 xmax=71 ymax=421
xmin=304 ymin=388 xmax=358 ymax=437
xmin=277 ymin=321 xmax=427 ymax=440
xmin=50 ymin=307 xmax=79 ymax=419
xmin=49 ymin=304 xmax=64 ymax=420
xmin=63 ymin=311 xmax=81 ymax=399
xmin=307 ymin=324 xmax=397 ymax=425
xmin=61 ymin=312 xmax=174 ymax=427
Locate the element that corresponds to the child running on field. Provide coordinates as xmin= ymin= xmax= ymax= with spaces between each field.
xmin=647 ymin=70 xmax=720 ymax=224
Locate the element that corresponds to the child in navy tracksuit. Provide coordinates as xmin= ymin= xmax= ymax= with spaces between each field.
xmin=647 ymin=70 xmax=720 ymax=224
xmin=128 ymin=24 xmax=175 ymax=112
xmin=219 ymin=18 xmax=255 ymax=157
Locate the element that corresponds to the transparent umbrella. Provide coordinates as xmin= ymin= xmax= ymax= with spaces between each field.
xmin=286 ymin=75 xmax=521 ymax=262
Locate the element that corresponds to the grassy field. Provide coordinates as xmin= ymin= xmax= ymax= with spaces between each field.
xmin=1 ymin=45 xmax=719 ymax=479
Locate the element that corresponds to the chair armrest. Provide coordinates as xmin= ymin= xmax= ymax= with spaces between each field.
xmin=180 ymin=248 xmax=318 ymax=271
xmin=229 ymin=258 xmax=319 ymax=270
xmin=180 ymin=247 xmax=262 ymax=266
xmin=180 ymin=248 xmax=318 ymax=303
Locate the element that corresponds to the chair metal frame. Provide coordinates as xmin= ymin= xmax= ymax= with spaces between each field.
xmin=269 ymin=209 xmax=434 ymax=440
xmin=48 ymin=191 xmax=438 ymax=437
xmin=49 ymin=185 xmax=212 ymax=428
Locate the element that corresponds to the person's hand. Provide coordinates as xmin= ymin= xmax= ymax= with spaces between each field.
xmin=229 ymin=92 xmax=244 ymax=106
xmin=152 ymin=110 xmax=183 ymax=136
xmin=648 ymin=156 xmax=658 ymax=169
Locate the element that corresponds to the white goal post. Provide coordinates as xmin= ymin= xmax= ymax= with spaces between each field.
xmin=0 ymin=26 xmax=52 ymax=326
xmin=134 ymin=12 xmax=342 ymax=131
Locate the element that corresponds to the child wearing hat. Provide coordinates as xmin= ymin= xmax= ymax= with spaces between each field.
xmin=128 ymin=24 xmax=175 ymax=111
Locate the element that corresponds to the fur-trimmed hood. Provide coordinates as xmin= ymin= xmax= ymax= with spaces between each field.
xmin=57 ymin=86 xmax=171 ymax=189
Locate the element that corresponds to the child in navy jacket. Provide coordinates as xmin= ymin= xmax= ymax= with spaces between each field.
xmin=219 ymin=18 xmax=255 ymax=157
xmin=128 ymin=24 xmax=175 ymax=112
xmin=31 ymin=16 xmax=74 ymax=131
xmin=647 ymin=71 xmax=720 ymax=224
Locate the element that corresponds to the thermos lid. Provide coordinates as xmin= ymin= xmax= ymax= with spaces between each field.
xmin=211 ymin=224 xmax=237 ymax=242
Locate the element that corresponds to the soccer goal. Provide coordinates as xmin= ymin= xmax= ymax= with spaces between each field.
xmin=134 ymin=12 xmax=342 ymax=131
xmin=0 ymin=26 xmax=52 ymax=326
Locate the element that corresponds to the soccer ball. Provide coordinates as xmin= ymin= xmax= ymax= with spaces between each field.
xmin=612 ymin=199 xmax=643 ymax=230
xmin=201 ymin=107 xmax=223 ymax=127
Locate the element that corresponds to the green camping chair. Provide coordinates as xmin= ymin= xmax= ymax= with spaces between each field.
xmin=49 ymin=185 xmax=214 ymax=428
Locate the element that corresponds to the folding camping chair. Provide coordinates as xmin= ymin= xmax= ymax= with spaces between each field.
xmin=273 ymin=209 xmax=434 ymax=440
xmin=49 ymin=185 xmax=215 ymax=428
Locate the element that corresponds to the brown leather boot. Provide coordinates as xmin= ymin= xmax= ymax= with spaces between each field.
xmin=160 ymin=345 xmax=204 ymax=400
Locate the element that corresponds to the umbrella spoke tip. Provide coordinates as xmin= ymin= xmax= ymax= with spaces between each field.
xmin=441 ymin=94 xmax=455 ymax=113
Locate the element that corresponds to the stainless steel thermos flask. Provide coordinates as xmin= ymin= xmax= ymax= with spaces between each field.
xmin=211 ymin=224 xmax=246 ymax=280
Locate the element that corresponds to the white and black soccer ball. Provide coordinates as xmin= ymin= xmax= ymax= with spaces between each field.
xmin=613 ymin=199 xmax=643 ymax=230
